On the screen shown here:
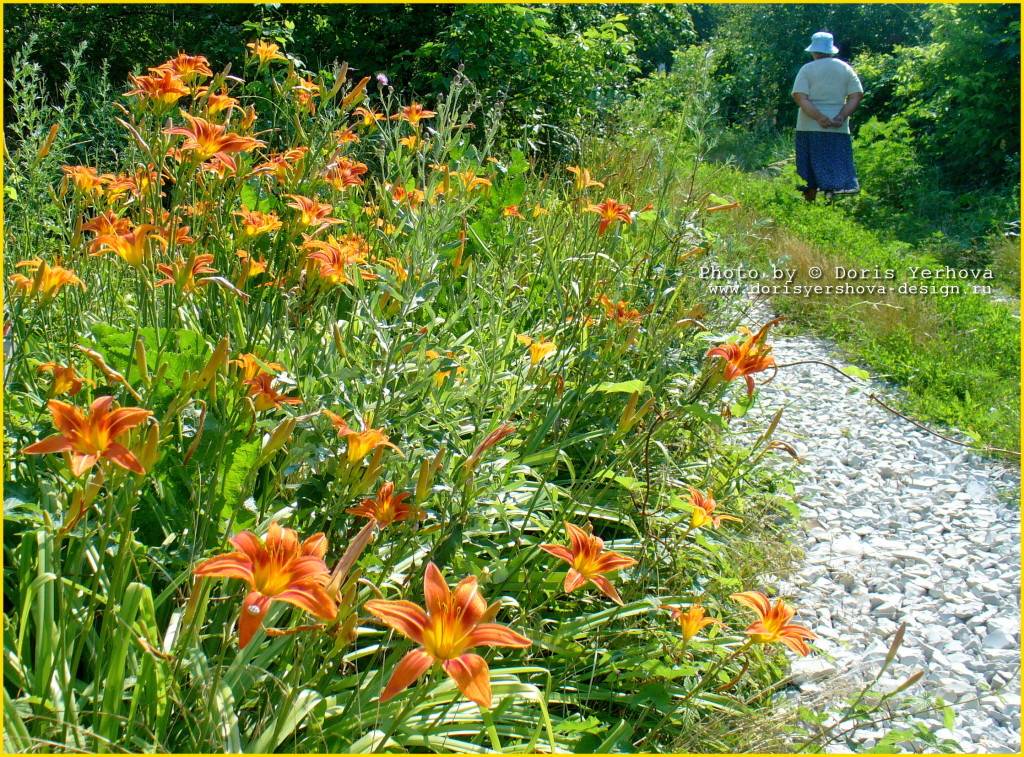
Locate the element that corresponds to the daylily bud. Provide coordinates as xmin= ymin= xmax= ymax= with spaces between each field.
xmin=196 ymin=335 xmax=230 ymax=392
xmin=136 ymin=421 xmax=161 ymax=472
xmin=354 ymin=446 xmax=386 ymax=494
xmin=415 ymin=445 xmax=446 ymax=503
xmin=341 ymin=75 xmax=370 ymax=109
xmin=134 ymin=337 xmax=150 ymax=388
xmin=37 ymin=123 xmax=59 ymax=159
xmin=61 ymin=467 xmax=104 ymax=535
xmin=258 ymin=416 xmax=297 ymax=465
xmin=332 ymin=321 xmax=345 ymax=356
xmin=616 ymin=391 xmax=640 ymax=435
xmin=464 ymin=423 xmax=515 ymax=473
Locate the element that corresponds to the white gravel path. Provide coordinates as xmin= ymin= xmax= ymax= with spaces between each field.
xmin=742 ymin=305 xmax=1020 ymax=752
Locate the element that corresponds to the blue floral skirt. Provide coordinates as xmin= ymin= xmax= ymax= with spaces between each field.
xmin=795 ymin=131 xmax=859 ymax=192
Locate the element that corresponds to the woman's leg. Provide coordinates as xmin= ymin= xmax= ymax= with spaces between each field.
xmin=795 ymin=131 xmax=818 ymax=201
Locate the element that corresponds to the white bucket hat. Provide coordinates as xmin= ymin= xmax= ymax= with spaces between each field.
xmin=805 ymin=31 xmax=839 ymax=55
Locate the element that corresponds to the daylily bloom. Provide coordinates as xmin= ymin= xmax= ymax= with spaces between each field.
xmin=502 ymin=204 xmax=524 ymax=219
xmin=347 ymin=482 xmax=419 ymax=527
xmin=322 ymin=411 xmax=400 ymax=464
xmin=89 ymin=222 xmax=162 ymax=267
xmin=454 ymin=169 xmax=492 ymax=193
xmin=586 ymin=198 xmax=633 ymax=235
xmin=388 ymin=184 xmax=425 ymax=208
xmin=334 ymin=127 xmax=360 ymax=145
xmin=730 ymin=591 xmax=816 ymax=656
xmin=38 ymin=362 xmax=92 ymax=397
xmin=285 ymin=195 xmax=342 ymax=234
xmin=195 ymin=84 xmax=239 ymax=116
xmin=685 ymin=486 xmax=740 ymax=530
xmin=705 ymin=319 xmax=780 ymax=397
xmin=193 ymin=522 xmax=336 ymax=648
xmin=253 ymin=147 xmax=309 ymax=183
xmin=303 ymin=234 xmax=376 ymax=286
xmin=62 ymin=165 xmax=110 ymax=195
xmin=364 ymin=562 xmax=531 ymax=709
xmin=353 ymin=106 xmax=386 ymax=128
xmin=662 ymin=603 xmax=719 ymax=642
xmin=540 ymin=521 xmax=637 ymax=605
xmin=232 ymin=353 xmax=284 ymax=381
xmin=22 ymin=396 xmax=152 ymax=476
xmin=393 ymin=102 xmax=436 ymax=127
xmin=244 ymin=373 xmax=301 ymax=412
xmin=156 ymin=254 xmax=217 ymax=293
xmin=517 ymin=334 xmax=557 ymax=366
xmin=125 ymin=68 xmax=190 ymax=110
xmin=165 ymin=112 xmax=264 ymax=171
xmin=291 ymin=75 xmax=320 ymax=114
xmin=247 ymin=40 xmax=288 ymax=67
xmin=155 ymin=52 xmax=212 ymax=83
xmin=10 ymin=259 xmax=85 ymax=301
xmin=234 ymin=209 xmax=282 ymax=236
xmin=235 ymin=250 xmax=269 ymax=287
xmin=323 ymin=157 xmax=368 ymax=192
xmin=566 ymin=165 xmax=605 ymax=191
xmin=597 ymin=294 xmax=642 ymax=326
xmin=82 ymin=210 xmax=132 ymax=237
xmin=398 ymin=134 xmax=422 ymax=150
xmin=532 ymin=204 xmax=550 ymax=218
xmin=105 ymin=166 xmax=158 ymax=203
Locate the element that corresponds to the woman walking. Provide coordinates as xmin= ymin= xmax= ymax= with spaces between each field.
xmin=791 ymin=31 xmax=864 ymax=202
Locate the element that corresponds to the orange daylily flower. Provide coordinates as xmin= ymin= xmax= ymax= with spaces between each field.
xmin=454 ymin=169 xmax=492 ymax=193
xmin=685 ymin=486 xmax=740 ymax=530
xmin=730 ymin=591 xmax=816 ymax=656
xmin=232 ymin=353 xmax=285 ymax=382
xmin=322 ymin=410 xmax=401 ymax=464
xmin=88 ymin=222 xmax=162 ymax=267
xmin=194 ymin=522 xmax=336 ymax=648
xmin=252 ymin=147 xmax=309 ymax=183
xmin=235 ymin=250 xmax=269 ymax=287
xmin=194 ymin=85 xmax=239 ymax=116
xmin=364 ymin=562 xmax=531 ymax=709
xmin=10 ymin=259 xmax=85 ymax=301
xmin=285 ymin=195 xmax=342 ymax=233
xmin=393 ymin=102 xmax=436 ymax=127
xmin=234 ymin=209 xmax=282 ymax=236
xmin=597 ymin=294 xmax=642 ymax=326
xmin=566 ymin=165 xmax=605 ymax=191
xmin=125 ymin=68 xmax=190 ymax=109
xmin=586 ymin=198 xmax=633 ymax=235
xmin=155 ymin=52 xmax=213 ymax=83
xmin=82 ymin=210 xmax=132 ymax=237
xmin=502 ymin=204 xmax=524 ymax=219
xmin=353 ymin=106 xmax=386 ymax=128
xmin=62 ymin=165 xmax=110 ymax=195
xmin=661 ymin=603 xmax=719 ymax=642
xmin=105 ymin=166 xmax=159 ymax=203
xmin=22 ymin=396 xmax=152 ymax=476
xmin=165 ymin=112 xmax=265 ymax=172
xmin=247 ymin=40 xmax=288 ymax=66
xmin=37 ymin=362 xmax=92 ymax=397
xmin=705 ymin=319 xmax=780 ymax=397
xmin=347 ymin=482 xmax=420 ymax=527
xmin=156 ymin=254 xmax=217 ymax=293
xmin=334 ymin=127 xmax=360 ymax=145
xmin=388 ymin=184 xmax=425 ymax=208
xmin=323 ymin=157 xmax=368 ymax=192
xmin=303 ymin=234 xmax=376 ymax=286
xmin=291 ymin=75 xmax=321 ymax=114
xmin=540 ymin=522 xmax=637 ymax=605
xmin=244 ymin=373 xmax=302 ymax=412
xmin=398 ymin=134 xmax=422 ymax=150
xmin=517 ymin=334 xmax=557 ymax=366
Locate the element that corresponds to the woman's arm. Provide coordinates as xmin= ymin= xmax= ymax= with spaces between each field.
xmin=833 ymin=92 xmax=864 ymax=125
xmin=792 ymin=92 xmax=835 ymax=128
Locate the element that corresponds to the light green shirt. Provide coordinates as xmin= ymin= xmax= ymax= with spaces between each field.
xmin=791 ymin=58 xmax=864 ymax=135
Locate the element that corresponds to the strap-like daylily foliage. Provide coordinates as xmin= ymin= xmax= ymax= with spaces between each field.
xmin=7 ymin=37 xmax=816 ymax=751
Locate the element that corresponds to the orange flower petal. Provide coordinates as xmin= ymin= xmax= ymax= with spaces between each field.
xmin=364 ymin=599 xmax=428 ymax=644
xmin=442 ymin=653 xmax=492 ymax=709
xmin=466 ymin=623 xmax=532 ymax=648
xmin=423 ymin=562 xmax=450 ymax=617
xmin=275 ymin=584 xmax=338 ymax=621
xmin=589 ymin=575 xmax=624 ymax=605
xmin=22 ymin=433 xmax=74 ymax=455
xmin=539 ymin=543 xmax=573 ymax=564
xmin=563 ymin=568 xmax=588 ymax=594
xmin=238 ymin=591 xmax=272 ymax=648
xmin=193 ymin=552 xmax=254 ymax=583
xmin=380 ymin=648 xmax=434 ymax=703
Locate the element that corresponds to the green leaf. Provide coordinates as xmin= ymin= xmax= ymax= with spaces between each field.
xmin=591 ymin=379 xmax=647 ymax=395
xmin=841 ymin=365 xmax=871 ymax=381
xmin=240 ymin=183 xmax=258 ymax=211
